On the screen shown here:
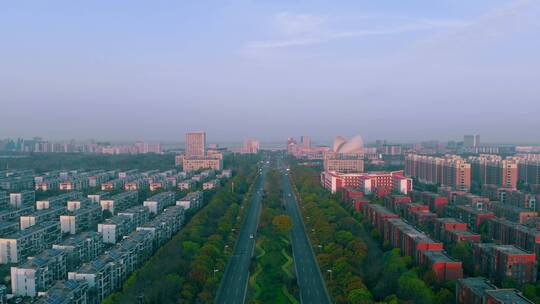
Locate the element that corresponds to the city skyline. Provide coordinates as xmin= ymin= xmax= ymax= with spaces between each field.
xmin=2 ymin=0 xmax=540 ymax=142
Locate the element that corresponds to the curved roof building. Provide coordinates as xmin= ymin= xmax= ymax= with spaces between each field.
xmin=333 ymin=135 xmax=364 ymax=154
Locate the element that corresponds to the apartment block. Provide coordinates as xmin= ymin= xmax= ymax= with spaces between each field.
xmin=36 ymin=192 xmax=83 ymax=210
xmin=87 ymin=191 xmax=110 ymax=203
xmin=60 ymin=205 xmax=102 ymax=235
xmin=11 ymin=248 xmax=67 ymax=297
xmin=176 ymin=191 xmax=204 ymax=210
xmin=183 ymin=157 xmax=223 ymax=172
xmin=470 ymin=155 xmax=519 ymax=189
xmin=489 ymin=202 xmax=537 ymax=224
xmin=53 ymin=231 xmax=103 ymax=271
xmin=488 ymin=217 xmax=540 ymax=257
xmin=143 ymin=191 xmax=175 ymax=215
xmin=68 ymin=256 xmax=114 ymax=304
xmin=446 ymin=205 xmax=495 ymax=232
xmin=433 ymin=218 xmax=468 ymax=242
xmin=203 ymin=179 xmax=220 ymax=190
xmin=405 ymin=154 xmax=471 ymax=191
xmin=33 ymin=280 xmax=89 ymax=304
xmin=9 ymin=190 xmax=35 ymax=208
xmin=137 ymin=205 xmax=185 ymax=249
xmin=364 ymin=204 xmax=399 ymax=236
xmin=421 ymin=250 xmax=463 ymax=281
xmin=117 ymin=206 xmax=150 ymax=229
xmin=99 ymin=191 xmax=138 ymax=215
xmin=0 ymin=221 xmax=19 ymax=239
xmin=385 ymin=218 xmax=444 ymax=263
xmin=20 ymin=205 xmax=66 ymax=230
xmin=473 ymin=243 xmax=537 ymax=285
xmin=0 ymin=221 xmax=61 ymax=264
xmin=98 ymin=216 xmax=132 ymax=244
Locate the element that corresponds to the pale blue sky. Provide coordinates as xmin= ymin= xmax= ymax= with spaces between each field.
xmin=1 ymin=0 xmax=539 ymax=143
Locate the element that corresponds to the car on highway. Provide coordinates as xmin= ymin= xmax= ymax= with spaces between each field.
xmin=249 ymin=233 xmax=254 ymax=239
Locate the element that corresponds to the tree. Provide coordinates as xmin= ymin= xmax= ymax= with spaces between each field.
xmin=272 ymin=215 xmax=293 ymax=233
xmin=397 ymin=271 xmax=433 ymax=304
xmin=347 ymin=288 xmax=373 ymax=304
xmin=434 ymin=288 xmax=454 ymax=304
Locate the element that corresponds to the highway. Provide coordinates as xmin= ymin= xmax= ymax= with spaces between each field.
xmin=214 ymin=160 xmax=268 ymax=304
xmin=280 ymin=160 xmax=332 ymax=304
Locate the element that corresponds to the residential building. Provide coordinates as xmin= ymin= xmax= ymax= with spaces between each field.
xmin=470 ymin=155 xmax=519 ymax=189
xmin=53 ymin=231 xmax=103 ymax=271
xmin=60 ymin=205 xmax=102 ymax=235
xmin=20 ymin=205 xmax=66 ymax=230
xmin=99 ymin=191 xmax=138 ymax=215
xmin=9 ymin=190 xmax=35 ymax=208
xmin=421 ymin=250 xmax=463 ymax=281
xmin=182 ymin=157 xmax=223 ymax=172
xmin=11 ymin=248 xmax=67 ymax=297
xmin=446 ymin=205 xmax=495 ymax=232
xmin=185 ymin=132 xmax=206 ymax=157
xmin=98 ymin=216 xmax=132 ymax=244
xmin=203 ymin=179 xmax=220 ymax=190
xmin=117 ymin=206 xmax=150 ymax=230
xmin=405 ymin=154 xmax=471 ymax=192
xmin=473 ymin=243 xmax=537 ymax=285
xmin=33 ymin=280 xmax=89 ymax=304
xmin=143 ymin=192 xmax=175 ymax=214
xmin=176 ymin=191 xmax=204 ymax=210
xmin=0 ymin=221 xmax=61 ymax=264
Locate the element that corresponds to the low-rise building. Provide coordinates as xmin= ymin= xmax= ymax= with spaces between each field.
xmin=385 ymin=218 xmax=443 ymax=263
xmin=143 ymin=192 xmax=175 ymax=215
xmin=446 ymin=205 xmax=495 ymax=232
xmin=36 ymin=192 xmax=83 ymax=210
xmin=183 ymin=157 xmax=223 ymax=172
xmin=0 ymin=221 xmax=61 ymax=264
xmin=203 ymin=179 xmax=220 ymax=190
xmin=117 ymin=206 xmax=150 ymax=229
xmin=421 ymin=250 xmax=463 ymax=281
xmin=33 ymin=280 xmax=89 ymax=304
xmin=98 ymin=216 xmax=132 ymax=244
xmin=20 ymin=205 xmax=66 ymax=230
xmin=489 ymin=201 xmax=537 ymax=224
xmin=53 ymin=231 xmax=103 ymax=271
xmin=11 ymin=248 xmax=67 ymax=297
xmin=99 ymin=191 xmax=138 ymax=215
xmin=176 ymin=191 xmax=204 ymax=210
xmin=68 ymin=256 xmax=114 ymax=304
xmin=473 ymin=243 xmax=537 ymax=285
xmin=9 ymin=190 xmax=35 ymax=208
xmin=60 ymin=205 xmax=102 ymax=235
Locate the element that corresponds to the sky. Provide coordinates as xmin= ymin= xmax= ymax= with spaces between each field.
xmin=1 ymin=0 xmax=539 ymax=144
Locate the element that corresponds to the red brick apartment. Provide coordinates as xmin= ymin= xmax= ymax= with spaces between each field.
xmin=421 ymin=250 xmax=463 ymax=281
xmin=473 ymin=243 xmax=537 ymax=285
xmin=457 ymin=277 xmax=533 ymax=304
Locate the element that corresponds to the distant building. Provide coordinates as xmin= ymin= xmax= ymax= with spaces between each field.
xmin=405 ymin=154 xmax=471 ymax=192
xmin=464 ymin=134 xmax=480 ymax=148
xmin=323 ymin=136 xmax=364 ymax=174
xmin=320 ymin=170 xmax=412 ymax=195
xmin=470 ymin=155 xmax=519 ymax=189
xmin=242 ymin=139 xmax=260 ymax=154
xmin=183 ymin=157 xmax=223 ymax=172
xmin=185 ymin=132 xmax=206 ymax=157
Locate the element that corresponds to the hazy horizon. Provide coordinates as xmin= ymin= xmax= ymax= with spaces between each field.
xmin=2 ymin=0 xmax=539 ymax=143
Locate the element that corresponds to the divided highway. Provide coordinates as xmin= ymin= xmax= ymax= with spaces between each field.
xmin=214 ymin=160 xmax=268 ymax=304
xmin=280 ymin=160 xmax=332 ymax=304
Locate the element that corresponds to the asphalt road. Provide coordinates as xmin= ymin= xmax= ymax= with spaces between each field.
xmin=280 ymin=162 xmax=332 ymax=304
xmin=214 ymin=160 xmax=268 ymax=304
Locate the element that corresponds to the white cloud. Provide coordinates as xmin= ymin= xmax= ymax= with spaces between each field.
xmin=244 ymin=12 xmax=468 ymax=50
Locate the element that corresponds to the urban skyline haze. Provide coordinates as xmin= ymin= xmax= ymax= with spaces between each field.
xmin=1 ymin=0 xmax=539 ymax=143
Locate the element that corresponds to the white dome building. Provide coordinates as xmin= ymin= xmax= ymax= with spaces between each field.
xmin=332 ymin=135 xmax=364 ymax=154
